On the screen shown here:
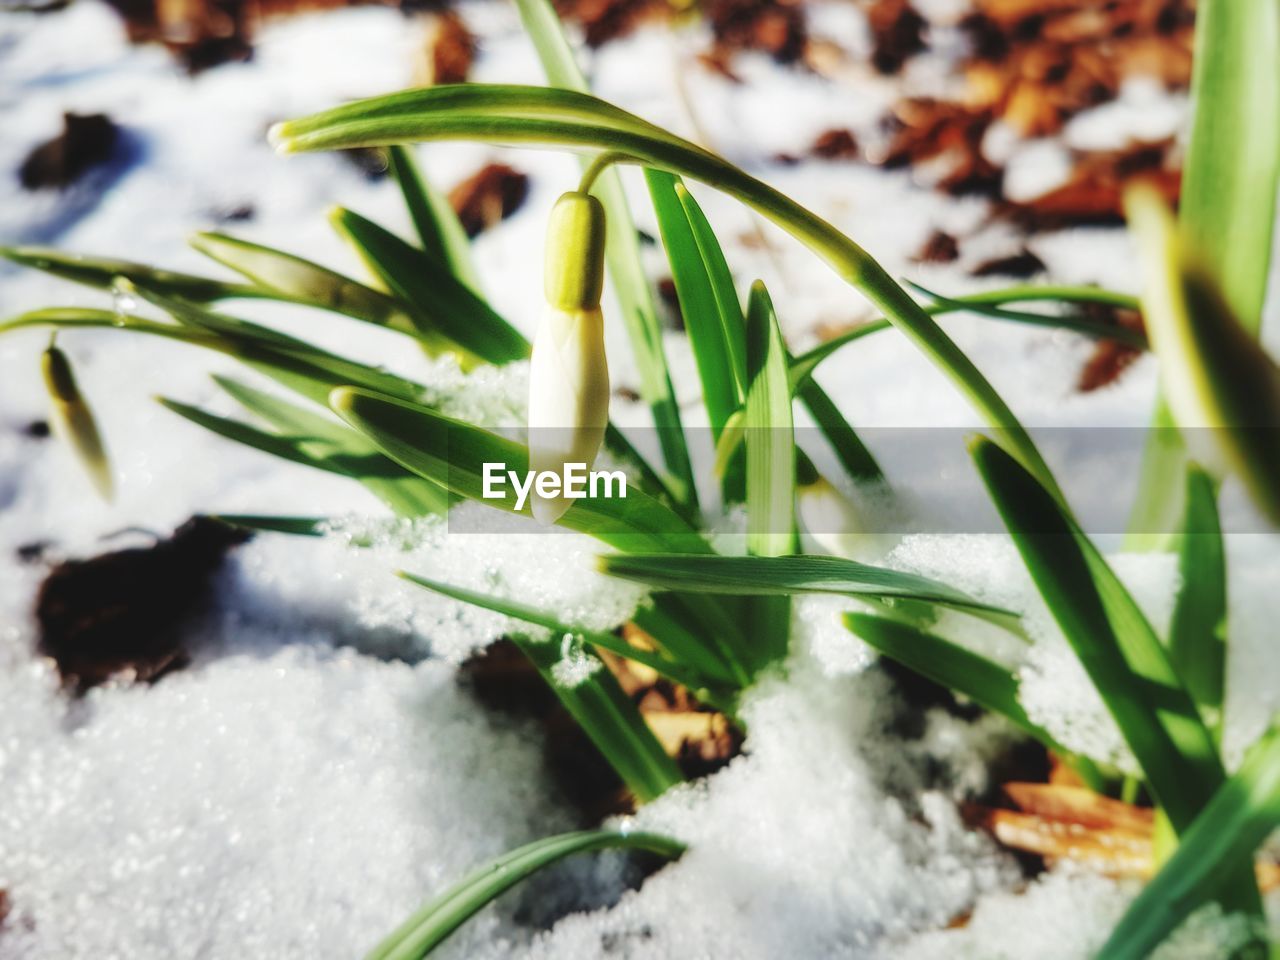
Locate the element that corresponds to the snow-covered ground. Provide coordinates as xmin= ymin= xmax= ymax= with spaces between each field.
xmin=1 ymin=1 xmax=1278 ymax=957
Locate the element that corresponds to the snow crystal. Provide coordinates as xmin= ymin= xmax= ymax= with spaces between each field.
xmin=466 ymin=666 xmax=1021 ymax=960
xmin=549 ymin=634 xmax=605 ymax=688
xmin=0 ymin=641 xmax=572 ymax=960
xmin=881 ymin=535 xmax=1184 ymax=774
xmin=793 ymin=593 xmax=874 ymax=676
xmin=893 ymin=868 xmax=1273 ymax=960
xmin=308 ymin=509 xmax=650 ymax=663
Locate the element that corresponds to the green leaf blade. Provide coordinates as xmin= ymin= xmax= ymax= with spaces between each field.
xmin=1100 ymin=722 xmax=1280 ymax=960
xmin=386 ymin=145 xmax=483 ymax=294
xmin=597 ymin=553 xmax=1013 ymax=617
xmin=329 ymin=386 xmax=708 ymax=553
xmin=1168 ymin=465 xmax=1227 ymax=727
xmin=366 ymin=829 xmax=684 ymax=960
xmin=970 ymin=434 xmax=1225 ymax=831
xmin=330 ymin=206 xmax=528 ymax=365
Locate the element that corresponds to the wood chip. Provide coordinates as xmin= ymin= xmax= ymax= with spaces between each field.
xmin=448 ymin=163 xmax=530 ymax=237
xmin=970 ymin=248 xmax=1045 ymax=278
xmin=810 ymin=128 xmax=859 ymax=160
xmin=914 ymin=230 xmax=960 ymax=264
xmin=974 ymin=780 xmax=1280 ymax=890
xmin=418 ymin=9 xmax=475 ymax=87
xmin=867 ymin=0 xmax=926 ymax=74
xmin=705 ymin=0 xmax=807 ymax=64
xmin=35 ymin=517 xmax=249 ymax=692
xmin=19 ymin=113 xmax=120 ymax=190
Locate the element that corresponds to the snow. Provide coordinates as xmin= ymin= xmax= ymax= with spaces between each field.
xmin=469 ymin=668 xmax=1022 ymax=960
xmin=0 ymin=642 xmax=574 ymax=959
xmin=1 ymin=0 xmax=1278 ymax=957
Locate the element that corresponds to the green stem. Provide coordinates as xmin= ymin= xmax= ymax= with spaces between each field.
xmin=273 ymin=88 xmax=1064 ymax=497
xmin=577 ymin=150 xmax=636 ymax=194
xmin=790 ymin=283 xmax=1141 ymax=388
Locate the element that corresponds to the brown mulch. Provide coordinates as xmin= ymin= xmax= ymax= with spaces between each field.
xmin=969 ymin=248 xmax=1046 ymax=279
xmin=448 ymin=163 xmax=531 ymax=238
xmin=914 ymin=230 xmax=960 ymax=264
xmin=810 ymin=128 xmax=860 ymax=160
xmin=1076 ymin=302 xmax=1147 ymax=392
xmin=867 ymin=0 xmax=926 ymax=74
xmin=463 ymin=625 xmax=741 ymax=820
xmin=19 ymin=114 xmax=121 ymax=191
xmin=35 ymin=516 xmax=249 ymax=693
xmin=417 ymin=8 xmax=474 ymax=85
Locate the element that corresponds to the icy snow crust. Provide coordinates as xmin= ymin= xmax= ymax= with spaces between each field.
xmin=2 ymin=1 xmax=1278 ymax=957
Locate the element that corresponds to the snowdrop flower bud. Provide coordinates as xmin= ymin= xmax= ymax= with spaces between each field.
xmin=797 ymin=477 xmax=888 ymax=562
xmin=528 ymin=191 xmax=610 ymax=525
xmin=42 ymin=343 xmax=114 ymax=501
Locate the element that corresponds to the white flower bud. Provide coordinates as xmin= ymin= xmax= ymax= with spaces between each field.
xmin=528 ymin=191 xmax=610 ymax=525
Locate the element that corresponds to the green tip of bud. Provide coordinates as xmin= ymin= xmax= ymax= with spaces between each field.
xmin=266 ymin=123 xmax=294 ymax=154
xmin=328 ymin=386 xmax=359 ymax=417
xmin=41 ymin=345 xmax=80 ymax=403
xmin=544 ymin=192 xmax=606 ymax=311
xmin=42 ymin=345 xmax=114 ymax=501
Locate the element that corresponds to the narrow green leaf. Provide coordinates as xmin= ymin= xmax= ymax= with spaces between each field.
xmin=214 ymin=375 xmax=452 ymax=517
xmin=906 ymin=280 xmax=1148 ymax=350
xmin=398 ymin=571 xmax=717 ymax=694
xmin=133 ymin=284 xmax=427 ymax=406
xmin=795 ymin=378 xmax=883 ymax=485
xmin=1124 ymin=401 xmax=1185 ymax=552
xmin=1126 ymin=187 xmax=1280 ymax=526
xmin=212 ymin=514 xmax=327 ymax=536
xmin=329 ymin=386 xmax=710 ymax=553
xmin=744 ymin=282 xmax=795 ymax=559
xmin=629 ymin=597 xmax=746 ymax=690
xmin=742 ymin=282 xmax=794 ymax=668
xmin=189 ymin=232 xmax=425 ymax=338
xmin=398 ymin=571 xmax=686 ymax=799
xmin=0 ymin=245 xmax=258 ymax=302
xmin=1127 ymin=0 xmax=1280 ymax=542
xmin=969 ymin=437 xmax=1252 ymax=863
xmin=164 ymin=387 xmax=450 ymax=517
xmin=598 ymin=553 xmax=1014 ymax=617
xmin=212 ymin=374 xmax=357 ymax=445
xmin=366 ymin=829 xmax=685 ymax=960
xmin=330 ymin=206 xmax=528 ymax=365
xmin=1181 ymin=0 xmax=1280 ymax=333
xmin=1100 ymin=722 xmax=1280 ymax=960
xmin=386 ymin=145 xmax=483 ymax=294
xmin=843 ymin=612 xmax=1102 ymax=787
xmin=158 ymin=396 xmax=342 ymax=472
xmin=646 ymin=170 xmax=742 ymax=435
xmin=1168 ymin=465 xmax=1226 ymax=730
xmin=789 ymin=285 xmax=1144 ymax=392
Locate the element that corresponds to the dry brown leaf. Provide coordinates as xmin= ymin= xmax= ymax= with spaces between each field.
xmin=19 ymin=113 xmax=120 ymax=190
xmin=448 ymin=163 xmax=530 ymax=237
xmin=417 ymin=10 xmax=475 ymax=87
xmin=866 ymin=0 xmax=926 ymax=75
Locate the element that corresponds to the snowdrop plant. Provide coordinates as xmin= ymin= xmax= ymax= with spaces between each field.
xmin=3 ymin=0 xmax=1279 ymax=957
